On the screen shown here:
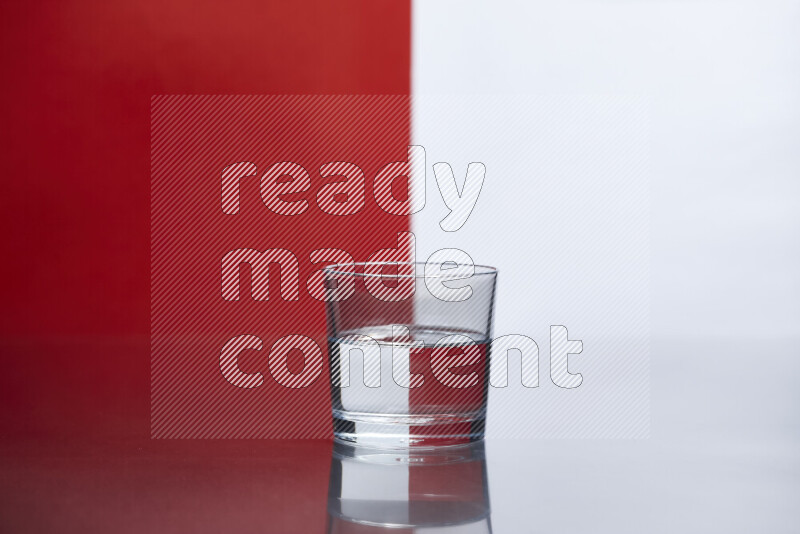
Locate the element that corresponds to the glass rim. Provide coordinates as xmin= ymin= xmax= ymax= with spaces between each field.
xmin=321 ymin=261 xmax=498 ymax=279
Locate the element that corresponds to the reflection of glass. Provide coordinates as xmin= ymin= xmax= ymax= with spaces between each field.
xmin=326 ymin=440 xmax=492 ymax=532
xmin=324 ymin=262 xmax=498 ymax=448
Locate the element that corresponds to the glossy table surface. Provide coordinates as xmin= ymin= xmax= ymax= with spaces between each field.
xmin=1 ymin=338 xmax=798 ymax=533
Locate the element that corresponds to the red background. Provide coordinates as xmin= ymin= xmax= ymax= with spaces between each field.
xmin=0 ymin=1 xmax=410 ymax=531
xmin=150 ymin=95 xmax=411 ymax=438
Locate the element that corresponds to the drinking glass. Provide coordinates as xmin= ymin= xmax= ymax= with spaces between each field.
xmin=323 ymin=261 xmax=498 ymax=448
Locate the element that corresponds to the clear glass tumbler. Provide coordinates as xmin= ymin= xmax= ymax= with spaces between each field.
xmin=323 ymin=262 xmax=498 ymax=448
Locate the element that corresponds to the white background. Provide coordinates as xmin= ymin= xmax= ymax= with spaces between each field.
xmin=413 ymin=0 xmax=799 ymax=531
xmin=414 ymin=0 xmax=799 ymax=339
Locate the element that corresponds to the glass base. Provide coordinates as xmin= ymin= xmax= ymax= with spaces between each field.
xmin=332 ymin=411 xmax=485 ymax=449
